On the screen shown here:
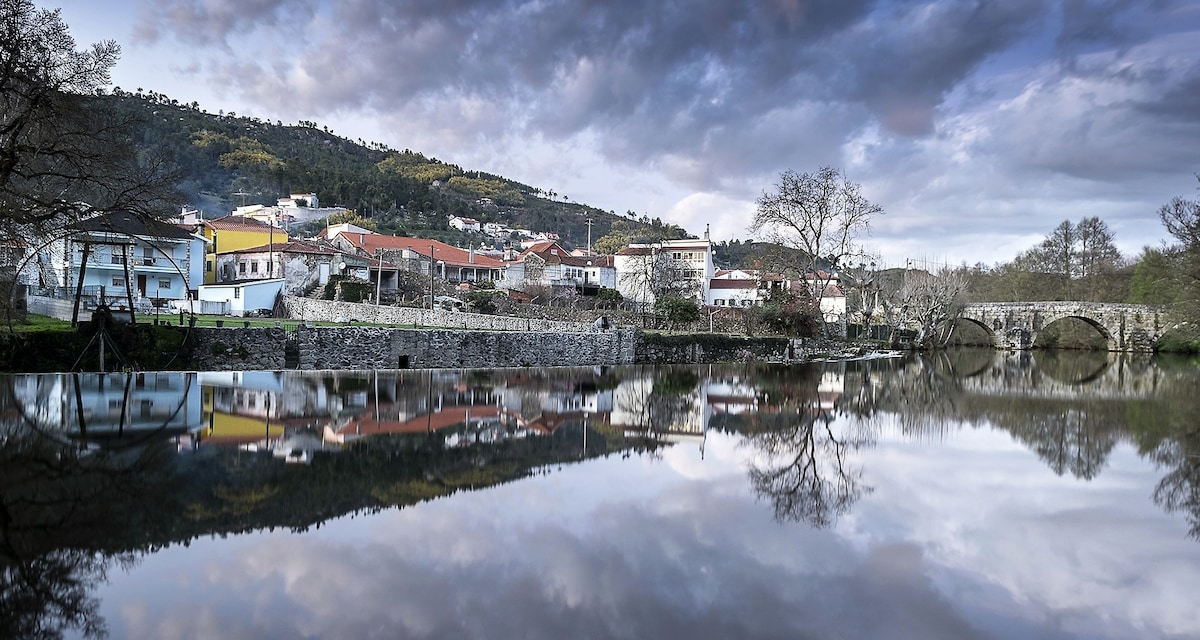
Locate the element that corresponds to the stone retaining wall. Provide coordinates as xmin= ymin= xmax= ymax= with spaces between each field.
xmin=189 ymin=325 xmax=809 ymax=370
xmin=191 ymin=327 xmax=288 ymax=371
xmin=296 ymin=326 xmax=638 ymax=369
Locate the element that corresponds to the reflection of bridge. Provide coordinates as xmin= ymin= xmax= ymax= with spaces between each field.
xmin=957 ymin=302 xmax=1163 ymax=352
xmin=953 ymin=351 xmax=1158 ymax=401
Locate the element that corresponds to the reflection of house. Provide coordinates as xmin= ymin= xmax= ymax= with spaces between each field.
xmin=610 ymin=373 xmax=706 ymax=447
xmin=11 ymin=372 xmax=201 ymax=442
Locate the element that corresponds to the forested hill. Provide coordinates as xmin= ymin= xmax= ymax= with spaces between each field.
xmin=107 ymin=88 xmax=690 ymax=249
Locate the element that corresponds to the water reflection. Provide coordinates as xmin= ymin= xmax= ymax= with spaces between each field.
xmin=1 ymin=351 xmax=1199 ymax=638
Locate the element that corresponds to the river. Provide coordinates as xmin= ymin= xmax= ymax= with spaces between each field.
xmin=2 ymin=349 xmax=1198 ymax=639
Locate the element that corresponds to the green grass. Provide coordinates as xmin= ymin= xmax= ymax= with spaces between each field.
xmin=3 ymin=313 xmax=73 ymax=332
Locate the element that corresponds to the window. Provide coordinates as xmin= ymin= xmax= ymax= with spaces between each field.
xmin=239 ymin=262 xmax=246 ymax=274
xmin=143 ymin=247 xmax=154 ymax=258
xmin=251 ymin=261 xmax=258 ymax=274
xmin=111 ymin=276 xmax=124 ymax=287
xmin=206 ymin=261 xmax=212 ymax=272
xmin=158 ymin=279 xmax=171 ymax=289
xmin=233 ymin=288 xmax=241 ymax=299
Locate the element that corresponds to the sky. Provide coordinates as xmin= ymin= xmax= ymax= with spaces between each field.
xmin=38 ymin=0 xmax=1200 ymax=267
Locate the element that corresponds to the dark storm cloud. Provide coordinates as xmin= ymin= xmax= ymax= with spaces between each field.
xmin=136 ymin=1 xmax=1054 ymax=176
xmin=841 ymin=0 xmax=1044 ymax=136
xmin=1056 ymin=0 xmax=1170 ymax=53
xmin=132 ymin=0 xmax=318 ymax=48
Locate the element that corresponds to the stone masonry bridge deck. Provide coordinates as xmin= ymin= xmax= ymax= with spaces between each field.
xmin=957 ymin=302 xmax=1164 ymax=352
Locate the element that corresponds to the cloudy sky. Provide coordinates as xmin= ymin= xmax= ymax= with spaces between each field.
xmin=41 ymin=0 xmax=1200 ymax=266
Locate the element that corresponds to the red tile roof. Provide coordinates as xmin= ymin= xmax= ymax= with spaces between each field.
xmin=337 ymin=233 xmax=504 ymax=269
xmin=202 ymin=216 xmax=276 ymax=231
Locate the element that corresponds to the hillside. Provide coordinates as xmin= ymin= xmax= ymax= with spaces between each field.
xmin=105 ymin=89 xmax=690 ymax=251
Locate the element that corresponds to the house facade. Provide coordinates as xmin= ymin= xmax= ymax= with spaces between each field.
xmin=52 ymin=211 xmax=206 ymax=315
xmin=331 ymin=231 xmax=504 ymax=284
xmin=213 ymin=239 xmax=376 ymax=297
xmin=501 ymin=241 xmax=616 ymax=294
xmin=614 ymin=236 xmax=715 ymax=308
xmin=196 ymin=216 xmax=289 ymax=284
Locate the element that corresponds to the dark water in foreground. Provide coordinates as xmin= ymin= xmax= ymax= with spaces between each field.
xmin=2 ymin=349 xmax=1199 ymax=639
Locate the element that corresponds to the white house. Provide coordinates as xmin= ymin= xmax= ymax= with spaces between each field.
xmin=614 ymin=235 xmax=715 ymax=308
xmin=501 ymin=241 xmax=616 ymax=294
xmin=48 ymin=211 xmax=206 ymax=317
xmin=197 ymin=279 xmax=284 ymax=315
xmin=448 ymin=216 xmax=481 ymax=232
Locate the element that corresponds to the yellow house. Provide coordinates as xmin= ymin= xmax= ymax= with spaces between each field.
xmin=198 ymin=216 xmax=289 ymax=283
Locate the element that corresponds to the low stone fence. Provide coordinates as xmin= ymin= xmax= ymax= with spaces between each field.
xmin=282 ymin=296 xmax=600 ymax=333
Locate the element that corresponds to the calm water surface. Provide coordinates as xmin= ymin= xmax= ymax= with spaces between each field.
xmin=3 ymin=350 xmax=1199 ymax=639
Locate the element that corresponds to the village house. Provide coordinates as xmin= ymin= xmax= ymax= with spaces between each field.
xmin=448 ymin=216 xmax=482 ymax=232
xmin=614 ymin=235 xmax=715 ymax=308
xmin=500 ymin=240 xmax=616 ymax=295
xmin=195 ymin=215 xmax=289 ymax=284
xmin=44 ymin=211 xmax=207 ymax=318
xmin=329 ymin=230 xmax=504 ymax=285
xmin=212 ymin=239 xmax=385 ymax=297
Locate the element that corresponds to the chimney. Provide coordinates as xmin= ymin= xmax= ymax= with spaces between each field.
xmin=469 ymin=247 xmax=475 ymax=263
xmin=704 ymin=224 xmax=710 ymax=242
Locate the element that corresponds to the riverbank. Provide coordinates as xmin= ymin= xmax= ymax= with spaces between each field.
xmin=0 ymin=319 xmax=874 ymax=372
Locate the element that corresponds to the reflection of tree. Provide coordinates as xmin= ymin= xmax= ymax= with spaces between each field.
xmin=1152 ymin=434 xmax=1200 ymax=539
xmin=1125 ymin=364 xmax=1200 ymax=539
xmin=0 ymin=549 xmax=121 ymax=640
xmin=1004 ymin=407 xmax=1118 ymax=480
xmin=741 ymin=364 xmax=874 ymax=528
xmin=613 ymin=366 xmax=699 ymax=453
xmin=0 ymin=432 xmax=179 ymax=640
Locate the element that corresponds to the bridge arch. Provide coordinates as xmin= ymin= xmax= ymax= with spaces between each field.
xmin=955 ymin=302 xmax=1162 ymax=352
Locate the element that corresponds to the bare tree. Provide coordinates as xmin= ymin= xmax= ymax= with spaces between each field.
xmin=1159 ymin=176 xmax=1200 ymax=251
xmin=750 ymin=167 xmax=882 ymax=338
xmin=0 ymin=0 xmax=181 ymax=243
xmin=883 ymin=267 xmax=969 ymax=349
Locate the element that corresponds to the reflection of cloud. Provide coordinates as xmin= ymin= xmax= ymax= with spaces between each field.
xmin=862 ymin=422 xmax=1200 ymax=638
xmin=104 ymin=429 xmax=1200 ymax=639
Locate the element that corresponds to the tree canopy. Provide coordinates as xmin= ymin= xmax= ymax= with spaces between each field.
xmin=0 ymin=0 xmax=180 ymax=241
xmin=750 ymin=167 xmax=882 ymax=337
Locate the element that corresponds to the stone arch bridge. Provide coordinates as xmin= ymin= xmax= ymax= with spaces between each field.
xmin=956 ymin=302 xmax=1165 ymax=352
